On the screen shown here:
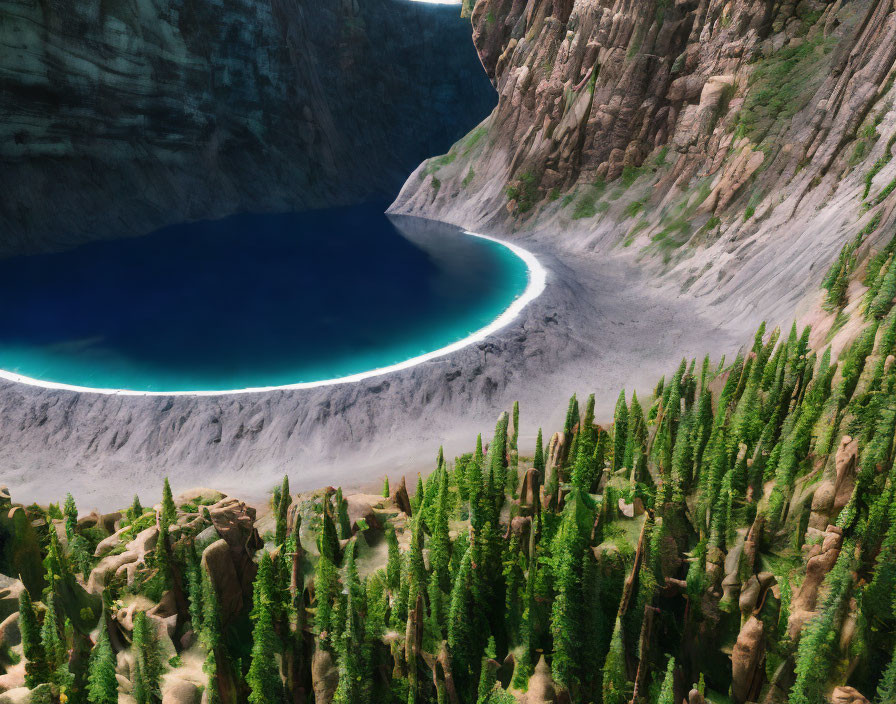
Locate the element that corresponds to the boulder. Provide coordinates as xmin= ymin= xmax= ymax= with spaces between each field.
xmin=0 ymin=661 xmax=25 ymax=694
xmin=147 ymin=590 xmax=179 ymax=641
xmin=0 ymin=685 xmax=48 ymax=704
xmin=519 ymin=468 xmax=540 ymax=515
xmin=162 ymin=678 xmax=202 ymax=704
xmin=0 ymin=612 xmax=20 ymax=648
xmin=0 ymin=578 xmax=24 ymax=623
xmin=829 ymin=686 xmax=870 ymax=704
xmin=391 ymin=476 xmax=412 ymax=516
xmin=345 ymin=494 xmax=382 ymax=533
xmin=312 ymin=646 xmax=338 ymax=704
xmin=523 ymin=655 xmax=557 ymax=703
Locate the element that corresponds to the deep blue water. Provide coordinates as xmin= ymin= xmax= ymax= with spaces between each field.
xmin=0 ymin=204 xmax=530 ymax=392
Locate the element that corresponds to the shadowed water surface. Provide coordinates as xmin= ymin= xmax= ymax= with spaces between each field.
xmin=0 ymin=204 xmax=530 ymax=391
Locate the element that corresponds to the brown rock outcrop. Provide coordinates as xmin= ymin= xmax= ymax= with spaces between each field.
xmin=810 ymin=436 xmax=858 ymax=530
xmin=391 ymin=476 xmax=413 ymax=517
xmin=788 ymin=524 xmax=844 ymax=639
xmin=522 ymin=655 xmax=558 ymax=704
xmin=731 ymin=615 xmax=765 ymax=704
xmin=161 ymin=679 xmax=202 ymax=704
xmin=830 ymin=686 xmax=871 ymax=704
xmin=312 ymin=646 xmax=339 ymax=704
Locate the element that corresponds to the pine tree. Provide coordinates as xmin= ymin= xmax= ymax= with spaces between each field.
xmin=382 ymin=476 xmax=390 ymax=499
xmin=200 ymin=568 xmax=222 ymax=653
xmin=20 ymin=589 xmax=50 ymax=688
xmin=204 ymin=649 xmax=221 ymax=704
xmin=385 ymin=524 xmax=401 ymax=593
xmin=132 ymin=611 xmax=163 ymax=704
xmin=63 ymin=493 xmax=78 ymax=540
xmin=448 ymin=543 xmax=475 ymax=693
xmin=185 ymin=548 xmax=202 ymax=634
xmin=876 ymin=643 xmax=896 ymax=704
xmin=87 ymin=621 xmax=118 ymax=704
xmin=275 ymin=475 xmax=290 ymax=546
xmin=412 ymin=474 xmax=425 ymax=516
xmin=335 ymin=488 xmax=352 ymax=541
xmin=790 ymin=543 xmax=856 ymax=704
xmin=656 ymin=657 xmax=676 ymax=704
xmin=315 ymin=552 xmax=339 ymax=643
xmin=334 ymin=544 xmax=366 ymax=704
xmin=601 ymin=617 xmax=628 ymax=704
xmin=431 ymin=469 xmax=451 ymax=591
xmin=128 ymin=495 xmax=144 ymax=523
xmin=623 ymin=391 xmax=645 ymax=471
xmin=534 ymin=428 xmax=544 ymax=474
xmin=318 ymin=503 xmax=340 ymax=565
xmin=613 ymin=391 xmax=628 ymax=472
xmin=40 ymin=593 xmax=66 ymax=676
xmin=871 ymin=255 xmax=896 ymax=319
xmin=564 ymin=394 xmax=579 ymax=437
xmin=247 ymin=599 xmax=283 ymax=704
xmin=160 ymin=478 xmax=176 ymax=529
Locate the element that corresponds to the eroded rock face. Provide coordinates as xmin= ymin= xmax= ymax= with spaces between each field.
xmin=391 ymin=0 xmax=896 ymax=334
xmin=311 ymin=646 xmax=339 ymax=704
xmin=810 ymin=436 xmax=858 ymax=529
xmin=731 ymin=615 xmax=765 ymax=704
xmin=788 ymin=523 xmax=844 ymax=639
xmin=0 ymin=0 xmax=495 ymax=256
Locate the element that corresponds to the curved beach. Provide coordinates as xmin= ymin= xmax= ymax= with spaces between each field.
xmin=0 ymin=215 xmax=747 ymax=508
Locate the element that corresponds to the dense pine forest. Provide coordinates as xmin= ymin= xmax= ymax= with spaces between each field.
xmin=5 ymin=277 xmax=896 ymax=703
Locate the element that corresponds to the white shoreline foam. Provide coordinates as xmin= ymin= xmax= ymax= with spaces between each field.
xmin=0 ymin=232 xmax=547 ymax=396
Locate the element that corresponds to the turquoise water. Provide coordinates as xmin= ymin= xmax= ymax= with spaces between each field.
xmin=0 ymin=204 xmax=531 ymax=392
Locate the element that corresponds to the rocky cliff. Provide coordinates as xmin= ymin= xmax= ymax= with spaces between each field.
xmin=0 ymin=0 xmax=495 ymax=255
xmin=391 ymin=0 xmax=896 ymax=325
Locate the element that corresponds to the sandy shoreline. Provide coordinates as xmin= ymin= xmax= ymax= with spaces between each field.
xmin=0 ymin=215 xmax=755 ymax=511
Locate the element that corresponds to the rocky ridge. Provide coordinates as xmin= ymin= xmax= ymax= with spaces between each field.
xmin=390 ymin=0 xmax=896 ymax=326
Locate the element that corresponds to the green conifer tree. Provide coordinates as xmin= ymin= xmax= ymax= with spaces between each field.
xmin=601 ymin=617 xmax=628 ymax=704
xmin=613 ymin=390 xmax=628 ymax=472
xmin=318 ymin=504 xmax=340 ymax=565
xmin=20 ymin=589 xmax=50 ymax=688
xmin=160 ymin=478 xmax=176 ymax=530
xmin=275 ymin=475 xmax=290 ymax=546
xmin=63 ymin=493 xmax=78 ymax=540
xmin=656 ymin=657 xmax=676 ymax=704
xmin=247 ymin=601 xmax=283 ymax=704
xmin=431 ymin=470 xmax=451 ymax=591
xmin=87 ymin=621 xmax=118 ymax=704
xmin=132 ymin=611 xmax=163 ymax=704
xmin=534 ymin=429 xmax=544 ymax=474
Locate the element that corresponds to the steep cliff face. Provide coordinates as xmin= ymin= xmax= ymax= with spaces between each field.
xmin=0 ymin=0 xmax=495 ymax=255
xmin=391 ymin=0 xmax=896 ymax=323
